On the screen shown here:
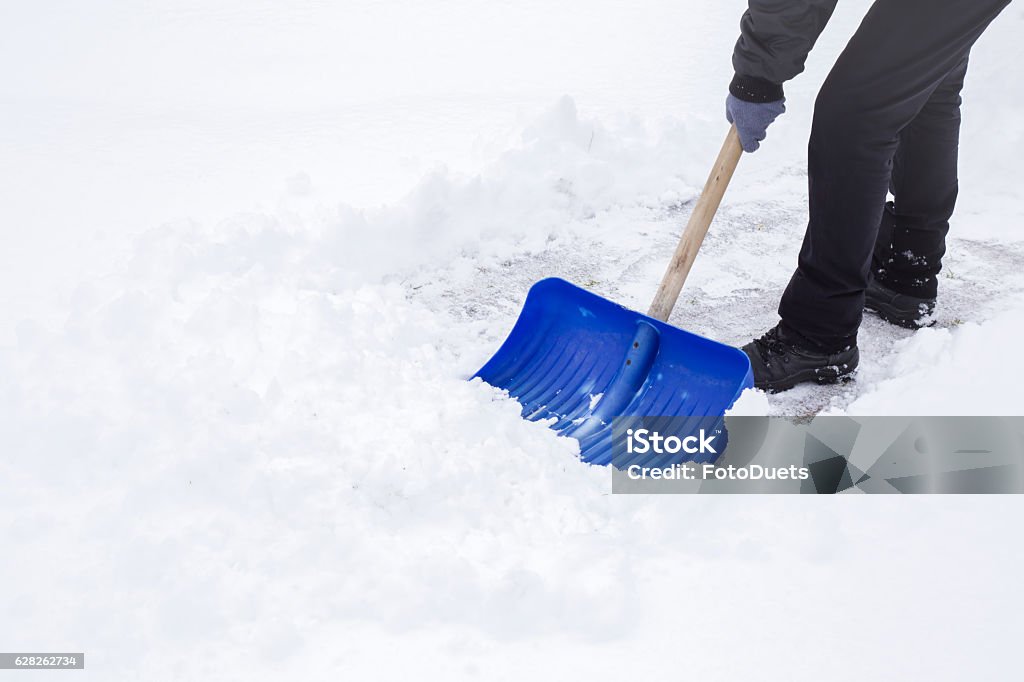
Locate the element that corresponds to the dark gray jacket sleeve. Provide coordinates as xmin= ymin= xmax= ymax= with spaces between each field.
xmin=730 ymin=0 xmax=838 ymax=102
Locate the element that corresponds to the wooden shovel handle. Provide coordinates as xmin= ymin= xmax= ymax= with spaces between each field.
xmin=647 ymin=125 xmax=743 ymax=321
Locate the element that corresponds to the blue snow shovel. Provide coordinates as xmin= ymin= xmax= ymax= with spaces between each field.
xmin=474 ymin=127 xmax=753 ymax=466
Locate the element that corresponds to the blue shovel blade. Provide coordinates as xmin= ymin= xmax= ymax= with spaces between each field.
xmin=474 ymin=278 xmax=753 ymax=466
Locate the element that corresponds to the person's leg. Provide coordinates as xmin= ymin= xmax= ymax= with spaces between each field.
xmin=872 ymin=57 xmax=969 ymax=299
xmin=777 ymin=0 xmax=1008 ymax=352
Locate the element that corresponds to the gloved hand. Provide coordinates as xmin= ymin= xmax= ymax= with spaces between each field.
xmin=726 ymin=94 xmax=786 ymax=153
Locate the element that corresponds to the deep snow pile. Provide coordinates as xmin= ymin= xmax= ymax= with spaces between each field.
xmin=3 ymin=1 xmax=1024 ymax=680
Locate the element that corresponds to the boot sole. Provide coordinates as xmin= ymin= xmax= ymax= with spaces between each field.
xmin=758 ymin=366 xmax=858 ymax=394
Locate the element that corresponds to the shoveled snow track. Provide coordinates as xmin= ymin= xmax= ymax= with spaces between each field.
xmin=403 ymin=193 xmax=1024 ymax=418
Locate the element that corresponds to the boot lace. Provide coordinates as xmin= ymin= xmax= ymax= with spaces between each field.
xmin=753 ymin=327 xmax=789 ymax=363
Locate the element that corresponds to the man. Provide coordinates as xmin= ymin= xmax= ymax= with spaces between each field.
xmin=728 ymin=0 xmax=1010 ymax=392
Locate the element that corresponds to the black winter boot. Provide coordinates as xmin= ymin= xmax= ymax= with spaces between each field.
xmin=741 ymin=325 xmax=859 ymax=393
xmin=864 ymin=277 xmax=936 ymax=329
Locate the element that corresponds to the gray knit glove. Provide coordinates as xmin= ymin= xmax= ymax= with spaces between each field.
xmin=726 ymin=94 xmax=786 ymax=153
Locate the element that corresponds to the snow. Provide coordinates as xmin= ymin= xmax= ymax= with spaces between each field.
xmin=2 ymin=1 xmax=1024 ymax=679
xmin=842 ymin=295 xmax=1024 ymax=415
xmin=726 ymin=387 xmax=772 ymax=417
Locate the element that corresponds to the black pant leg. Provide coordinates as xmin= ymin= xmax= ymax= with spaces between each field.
xmin=778 ymin=0 xmax=1009 ymax=352
xmin=872 ymin=58 xmax=969 ymax=299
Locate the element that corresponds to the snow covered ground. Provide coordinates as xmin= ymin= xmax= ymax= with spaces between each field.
xmin=2 ymin=1 xmax=1024 ymax=679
